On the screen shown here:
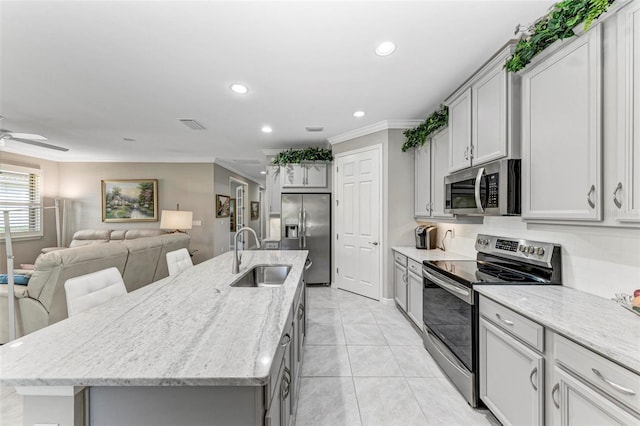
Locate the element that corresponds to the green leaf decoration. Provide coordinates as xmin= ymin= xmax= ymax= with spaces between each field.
xmin=505 ymin=0 xmax=616 ymax=73
xmin=401 ymin=105 xmax=448 ymax=152
xmin=271 ymin=147 xmax=333 ymax=166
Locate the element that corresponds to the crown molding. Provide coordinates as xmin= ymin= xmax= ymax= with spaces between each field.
xmin=328 ymin=119 xmax=422 ymax=145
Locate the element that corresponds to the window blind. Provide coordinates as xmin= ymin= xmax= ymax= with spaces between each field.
xmin=0 ymin=164 xmax=42 ymax=237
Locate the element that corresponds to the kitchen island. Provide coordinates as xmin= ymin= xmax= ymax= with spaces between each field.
xmin=0 ymin=250 xmax=309 ymax=426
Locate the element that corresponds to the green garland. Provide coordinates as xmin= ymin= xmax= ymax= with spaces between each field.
xmin=401 ymin=105 xmax=448 ymax=152
xmin=505 ymin=0 xmax=615 ymax=73
xmin=271 ymin=147 xmax=333 ymax=166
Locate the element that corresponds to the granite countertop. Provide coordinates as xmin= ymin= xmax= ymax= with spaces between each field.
xmin=476 ymin=285 xmax=640 ymax=375
xmin=391 ymin=246 xmax=472 ymax=263
xmin=0 ymin=250 xmax=308 ymax=387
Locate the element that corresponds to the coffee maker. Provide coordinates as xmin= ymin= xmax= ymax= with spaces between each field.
xmin=415 ymin=225 xmax=437 ymax=249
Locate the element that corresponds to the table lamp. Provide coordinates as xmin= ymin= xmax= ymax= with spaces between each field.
xmin=160 ymin=204 xmax=193 ymax=233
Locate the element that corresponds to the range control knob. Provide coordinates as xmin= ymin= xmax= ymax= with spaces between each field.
xmin=527 ymin=246 xmax=535 ymax=254
xmin=536 ymin=247 xmax=545 ymax=256
xmin=518 ymin=244 xmax=525 ymax=252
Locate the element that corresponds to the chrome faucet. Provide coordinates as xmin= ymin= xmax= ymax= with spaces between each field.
xmin=232 ymin=227 xmax=261 ymax=274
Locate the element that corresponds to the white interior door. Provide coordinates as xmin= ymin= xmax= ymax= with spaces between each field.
xmin=335 ymin=146 xmax=381 ymax=300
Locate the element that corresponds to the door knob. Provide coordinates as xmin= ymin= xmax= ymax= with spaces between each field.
xmin=370 ymin=241 xmax=379 ymax=246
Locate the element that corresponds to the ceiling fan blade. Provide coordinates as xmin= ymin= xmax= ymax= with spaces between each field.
xmin=11 ymin=137 xmax=69 ymax=152
xmin=9 ymin=132 xmax=48 ymax=141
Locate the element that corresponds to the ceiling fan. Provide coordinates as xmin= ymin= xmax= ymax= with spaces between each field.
xmin=0 ymin=129 xmax=69 ymax=152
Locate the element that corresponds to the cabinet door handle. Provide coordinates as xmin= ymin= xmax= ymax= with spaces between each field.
xmin=464 ymin=147 xmax=469 ymax=160
xmin=592 ymin=368 xmax=636 ymax=396
xmin=281 ymin=367 xmax=291 ymax=399
xmin=613 ymin=182 xmax=622 ymax=209
xmin=529 ymin=367 xmax=538 ymax=391
xmin=402 ymin=273 xmax=407 ymax=284
xmin=551 ymin=383 xmax=560 ymax=409
xmin=495 ymin=313 xmax=514 ymax=326
xmin=298 ymin=304 xmax=305 ymax=320
xmin=280 ymin=333 xmax=291 ymax=347
xmin=470 ymin=144 xmax=474 ymax=159
xmin=587 ymin=185 xmax=596 ymax=209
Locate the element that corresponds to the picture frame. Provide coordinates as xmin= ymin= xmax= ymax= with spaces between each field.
xmin=216 ymin=194 xmax=231 ymax=218
xmin=102 ymin=179 xmax=158 ymax=222
xmin=251 ymin=201 xmax=260 ymax=220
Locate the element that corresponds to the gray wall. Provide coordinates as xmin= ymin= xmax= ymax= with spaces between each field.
xmin=57 ymin=162 xmax=215 ymax=264
xmin=0 ymin=152 xmax=60 ymax=272
xmin=332 ymin=129 xmax=415 ymax=300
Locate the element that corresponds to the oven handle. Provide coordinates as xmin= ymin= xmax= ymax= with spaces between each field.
xmin=425 ymin=329 xmax=469 ymax=375
xmin=423 ymin=268 xmax=472 ymax=304
xmin=474 ymin=167 xmax=485 ymax=214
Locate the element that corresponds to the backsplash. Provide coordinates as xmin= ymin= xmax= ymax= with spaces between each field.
xmin=434 ymin=217 xmax=640 ymax=299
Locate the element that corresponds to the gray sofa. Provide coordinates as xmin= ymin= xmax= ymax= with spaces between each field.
xmin=0 ymin=229 xmax=190 ymax=343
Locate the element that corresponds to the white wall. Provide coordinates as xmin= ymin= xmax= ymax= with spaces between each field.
xmin=434 ymin=218 xmax=640 ymax=299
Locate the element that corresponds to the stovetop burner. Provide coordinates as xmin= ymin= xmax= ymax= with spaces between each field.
xmin=422 ymin=234 xmax=562 ymax=288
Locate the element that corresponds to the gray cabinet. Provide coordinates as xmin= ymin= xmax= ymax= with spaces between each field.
xmin=521 ymin=24 xmax=603 ymax=221
xmin=552 ymin=333 xmax=640 ymax=425
xmin=267 ymin=166 xmax=281 ymax=215
xmin=479 ymin=296 xmax=544 ymax=426
xmin=414 ymin=142 xmax=432 ymax=217
xmin=615 ymin=1 xmax=640 ymax=222
xmin=448 ymin=87 xmax=472 ymax=173
xmin=406 ymin=265 xmax=423 ymax=329
xmin=414 ymin=128 xmax=453 ymax=219
xmin=281 ymin=164 xmax=327 ymax=188
xmin=446 ymin=43 xmax=519 ymax=174
xmin=393 ymin=252 xmax=408 ymax=312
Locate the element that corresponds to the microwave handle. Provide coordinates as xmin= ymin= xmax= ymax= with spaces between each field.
xmin=474 ymin=167 xmax=486 ymax=213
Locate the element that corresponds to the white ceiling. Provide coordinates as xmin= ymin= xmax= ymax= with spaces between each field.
xmin=0 ymin=0 xmax=553 ymax=183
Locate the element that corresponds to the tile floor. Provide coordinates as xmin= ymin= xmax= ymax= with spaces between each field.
xmin=294 ymin=286 xmax=499 ymax=426
xmin=0 ymin=286 xmax=500 ymax=426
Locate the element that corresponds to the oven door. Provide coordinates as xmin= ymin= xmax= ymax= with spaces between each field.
xmin=422 ymin=267 xmax=474 ymax=371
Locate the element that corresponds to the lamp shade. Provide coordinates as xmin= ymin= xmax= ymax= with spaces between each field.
xmin=160 ymin=210 xmax=193 ymax=231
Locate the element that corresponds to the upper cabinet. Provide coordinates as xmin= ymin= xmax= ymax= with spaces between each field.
xmin=521 ymin=24 xmax=603 ymax=222
xmin=281 ymin=163 xmax=328 ymax=188
xmin=446 ymin=44 xmax=520 ymax=174
xmin=616 ymin=0 xmax=640 ymax=222
xmin=415 ymin=128 xmax=454 ymax=220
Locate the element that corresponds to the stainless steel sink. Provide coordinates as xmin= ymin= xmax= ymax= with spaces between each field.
xmin=230 ymin=265 xmax=292 ymax=287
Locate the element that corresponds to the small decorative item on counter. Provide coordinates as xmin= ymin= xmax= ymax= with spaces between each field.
xmin=613 ymin=292 xmax=640 ymax=316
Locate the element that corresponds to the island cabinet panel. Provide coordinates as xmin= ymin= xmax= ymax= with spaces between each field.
xmin=521 ymin=24 xmax=603 ymax=221
xmin=90 ymin=386 xmax=263 ymax=426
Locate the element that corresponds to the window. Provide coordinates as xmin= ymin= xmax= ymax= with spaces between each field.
xmin=0 ymin=164 xmax=42 ymax=238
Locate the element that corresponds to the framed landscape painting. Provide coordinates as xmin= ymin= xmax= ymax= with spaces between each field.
xmin=102 ymin=179 xmax=158 ymax=222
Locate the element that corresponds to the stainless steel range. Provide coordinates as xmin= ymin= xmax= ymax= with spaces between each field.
xmin=422 ymin=234 xmax=562 ymax=407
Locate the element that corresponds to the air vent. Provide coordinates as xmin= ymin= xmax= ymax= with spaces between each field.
xmin=178 ymin=119 xmax=206 ymax=130
xmin=305 ymin=126 xmax=324 ymax=132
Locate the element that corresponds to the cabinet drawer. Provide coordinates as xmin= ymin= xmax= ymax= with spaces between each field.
xmin=393 ymin=252 xmax=407 ymax=267
xmin=555 ymin=334 xmax=640 ymax=413
xmin=407 ymin=259 xmax=422 ymax=276
xmin=480 ymin=296 xmax=544 ymax=352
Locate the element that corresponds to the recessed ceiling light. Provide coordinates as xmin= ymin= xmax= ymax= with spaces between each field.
xmin=260 ymin=171 xmax=267 ymax=175
xmin=261 ymin=126 xmax=273 ymax=133
xmin=375 ymin=41 xmax=396 ymax=56
xmin=353 ymin=111 xmax=365 ymax=118
xmin=230 ymin=84 xmax=248 ymax=94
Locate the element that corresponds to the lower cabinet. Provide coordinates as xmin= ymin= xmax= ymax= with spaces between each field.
xmin=479 ymin=295 xmax=640 ymax=426
xmin=393 ymin=256 xmax=408 ymax=312
xmin=406 ymin=267 xmax=423 ymax=329
xmin=479 ymin=317 xmax=544 ymax=426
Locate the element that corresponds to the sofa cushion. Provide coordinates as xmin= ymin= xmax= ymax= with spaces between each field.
xmin=110 ymin=230 xmax=127 ymax=241
xmin=121 ymin=237 xmax=163 ymax=292
xmin=69 ymin=229 xmax=112 ymax=247
xmin=124 ymin=229 xmax=166 ymax=239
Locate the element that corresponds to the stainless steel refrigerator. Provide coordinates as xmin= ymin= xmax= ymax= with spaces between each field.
xmin=281 ymin=193 xmax=331 ymax=284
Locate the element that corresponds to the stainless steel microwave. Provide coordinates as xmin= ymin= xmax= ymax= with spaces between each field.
xmin=444 ymin=159 xmax=520 ymax=216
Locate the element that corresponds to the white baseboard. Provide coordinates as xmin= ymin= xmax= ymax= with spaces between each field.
xmin=381 ymin=297 xmax=395 ymax=305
